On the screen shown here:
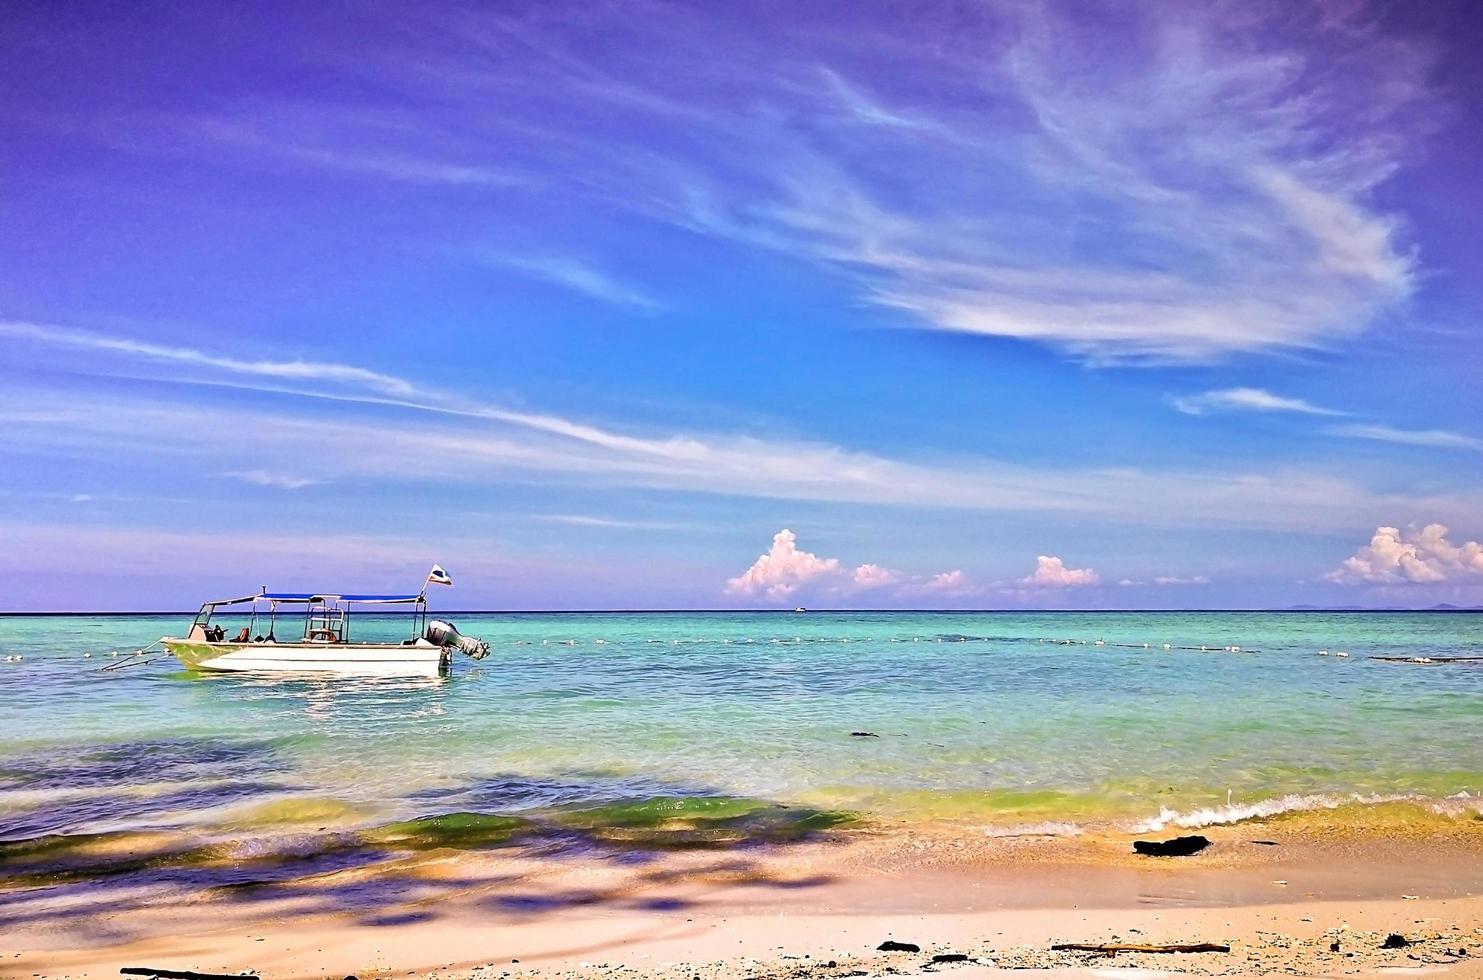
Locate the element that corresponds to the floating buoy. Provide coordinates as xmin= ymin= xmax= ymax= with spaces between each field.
xmin=84 ymin=651 xmax=92 ymax=658
xmin=1335 ymin=651 xmax=1349 ymax=658
xmin=1094 ymin=639 xmax=1105 ymax=646
xmin=1162 ymin=643 xmax=1172 ymax=650
xmin=1143 ymin=643 xmax=1149 ymax=649
xmin=1318 ymin=649 xmax=1329 ymax=656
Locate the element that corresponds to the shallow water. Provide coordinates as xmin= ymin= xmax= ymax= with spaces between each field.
xmin=1 ymin=611 xmax=1480 ymax=841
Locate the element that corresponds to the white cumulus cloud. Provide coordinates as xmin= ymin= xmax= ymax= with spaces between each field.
xmin=725 ymin=529 xmax=841 ymax=598
xmin=1327 ymin=524 xmax=1483 ymax=585
xmin=897 ymin=569 xmax=978 ymax=598
xmin=1021 ymin=555 xmax=1099 ymax=588
xmin=852 ymin=563 xmax=899 ymax=588
xmin=923 ymin=570 xmax=966 ymax=591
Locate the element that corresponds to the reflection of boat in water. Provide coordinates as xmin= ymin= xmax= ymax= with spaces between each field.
xmin=162 ymin=565 xmax=488 ymax=676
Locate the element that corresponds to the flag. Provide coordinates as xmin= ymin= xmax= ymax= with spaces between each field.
xmin=426 ymin=564 xmax=453 ymax=587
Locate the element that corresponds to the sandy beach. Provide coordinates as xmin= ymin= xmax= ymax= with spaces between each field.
xmin=10 ymin=810 xmax=1483 ymax=980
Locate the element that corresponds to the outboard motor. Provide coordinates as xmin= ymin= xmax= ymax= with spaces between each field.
xmin=425 ymin=620 xmax=490 ymax=660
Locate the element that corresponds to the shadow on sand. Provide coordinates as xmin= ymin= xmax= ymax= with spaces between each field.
xmin=0 ymin=766 xmax=855 ymax=949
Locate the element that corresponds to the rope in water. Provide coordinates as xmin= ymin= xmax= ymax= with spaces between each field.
xmin=500 ymin=634 xmax=1260 ymax=652
xmin=98 ymin=638 xmax=170 ymax=671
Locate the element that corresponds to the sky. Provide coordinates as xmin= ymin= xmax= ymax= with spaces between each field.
xmin=1 ymin=0 xmax=1481 ymax=611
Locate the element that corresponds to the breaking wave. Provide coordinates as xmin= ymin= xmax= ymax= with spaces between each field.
xmin=1129 ymin=790 xmax=1483 ymax=833
xmin=981 ymin=820 xmax=1085 ymax=838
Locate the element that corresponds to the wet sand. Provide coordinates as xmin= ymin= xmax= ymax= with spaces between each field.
xmin=9 ymin=815 xmax=1483 ymax=980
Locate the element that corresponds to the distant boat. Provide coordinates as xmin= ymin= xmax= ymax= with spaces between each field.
xmin=794 ymin=606 xmax=807 ymax=613
xmin=160 ymin=567 xmax=488 ymax=676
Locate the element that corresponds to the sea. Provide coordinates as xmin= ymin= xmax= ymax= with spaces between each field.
xmin=2 ymin=611 xmax=1481 ymax=844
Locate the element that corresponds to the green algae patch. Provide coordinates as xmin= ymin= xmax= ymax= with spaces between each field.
xmin=1263 ymin=799 xmax=1483 ymax=840
xmin=549 ymin=795 xmax=857 ymax=848
xmin=832 ymin=785 xmax=1140 ymax=826
xmin=221 ymin=795 xmax=373 ymax=830
xmin=0 ymin=829 xmax=224 ymax=886
xmin=364 ymin=811 xmax=532 ymax=851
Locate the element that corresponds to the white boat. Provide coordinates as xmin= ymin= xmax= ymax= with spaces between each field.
xmin=161 ymin=567 xmax=489 ymax=676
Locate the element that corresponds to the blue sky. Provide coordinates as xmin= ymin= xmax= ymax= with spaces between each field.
xmin=2 ymin=0 xmax=1481 ymax=610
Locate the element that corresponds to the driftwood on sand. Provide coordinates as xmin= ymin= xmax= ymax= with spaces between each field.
xmin=120 ymin=969 xmax=260 ymax=980
xmin=1051 ymin=942 xmax=1231 ymax=954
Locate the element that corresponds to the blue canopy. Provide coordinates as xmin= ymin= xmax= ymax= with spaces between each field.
xmin=208 ymin=591 xmax=426 ymax=606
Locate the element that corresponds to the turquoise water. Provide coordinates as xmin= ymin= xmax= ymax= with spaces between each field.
xmin=1 ymin=611 xmax=1481 ymax=841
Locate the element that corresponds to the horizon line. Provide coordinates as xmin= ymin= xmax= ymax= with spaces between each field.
xmin=0 ymin=606 xmax=1477 ymax=617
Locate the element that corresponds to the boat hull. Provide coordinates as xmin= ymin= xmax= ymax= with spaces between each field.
xmin=163 ymin=639 xmax=451 ymax=676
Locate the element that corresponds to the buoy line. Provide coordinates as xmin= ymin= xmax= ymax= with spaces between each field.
xmin=488 ymin=634 xmax=1259 ymax=652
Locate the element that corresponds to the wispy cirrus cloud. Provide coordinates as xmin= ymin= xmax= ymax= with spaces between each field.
xmin=817 ymin=67 xmax=925 ymax=129
xmin=532 ymin=514 xmax=682 ymax=530
xmin=6 ymin=321 xmax=1482 ymax=534
xmin=484 ymin=254 xmax=660 ymax=312
xmin=104 ymin=2 xmax=1434 ymax=365
xmin=0 ymin=320 xmax=415 ymax=395
xmin=627 ymin=3 xmax=1428 ymax=362
xmin=224 ymin=469 xmax=322 ymax=490
xmin=1172 ymin=388 xmax=1478 ymax=456
xmin=184 ymin=109 xmax=523 ymax=187
xmin=1171 ymin=387 xmax=1345 ymax=416
xmin=1327 ymin=423 xmax=1483 ymax=452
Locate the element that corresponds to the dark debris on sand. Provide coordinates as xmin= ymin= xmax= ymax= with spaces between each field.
xmin=459 ymin=923 xmax=1483 ymax=979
